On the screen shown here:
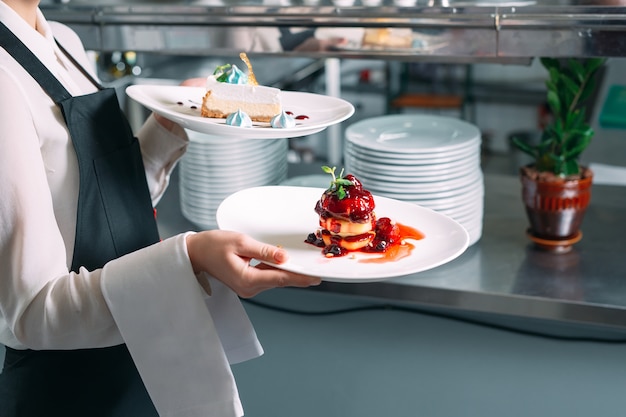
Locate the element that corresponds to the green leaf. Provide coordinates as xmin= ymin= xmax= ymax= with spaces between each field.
xmin=510 ymin=136 xmax=537 ymax=157
xmin=321 ymin=165 xmax=352 ymax=200
xmin=553 ymin=117 xmax=564 ymax=140
xmin=546 ymin=90 xmax=561 ymax=116
xmin=545 ymin=78 xmax=558 ymax=92
xmin=548 ymin=67 xmax=561 ymax=85
xmin=337 ymin=186 xmax=347 ymax=200
xmin=579 ymin=77 xmax=598 ymax=104
xmin=213 ymin=64 xmax=233 ymax=82
xmin=571 ymin=127 xmax=594 ymax=143
xmin=565 ymin=110 xmax=580 ymax=131
xmin=335 ymin=179 xmax=354 ymax=187
xmin=213 ymin=63 xmax=231 ymax=75
xmin=585 ymin=57 xmax=607 ymax=74
xmin=561 ymin=74 xmax=580 ymax=98
xmin=538 ymin=131 xmax=556 ymax=153
xmin=540 ymin=57 xmax=560 ymax=72
xmin=568 ymin=59 xmax=586 ymax=83
xmin=531 ymin=57 xmax=605 ymax=175
xmin=563 ymin=159 xmax=580 ymax=176
xmin=565 ymin=138 xmax=591 ymax=160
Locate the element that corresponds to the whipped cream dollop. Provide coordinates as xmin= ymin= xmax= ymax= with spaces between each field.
xmin=226 ymin=109 xmax=253 ymax=127
xmin=270 ymin=110 xmax=296 ymax=128
xmin=212 ymin=63 xmax=248 ymax=85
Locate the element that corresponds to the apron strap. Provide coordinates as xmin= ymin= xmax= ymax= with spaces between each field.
xmin=0 ymin=21 xmax=72 ymax=104
xmin=54 ymin=39 xmax=104 ymax=91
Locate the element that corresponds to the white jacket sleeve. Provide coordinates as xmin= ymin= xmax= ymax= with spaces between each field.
xmin=137 ymin=114 xmax=189 ymax=206
xmin=0 ymin=57 xmax=193 ymax=350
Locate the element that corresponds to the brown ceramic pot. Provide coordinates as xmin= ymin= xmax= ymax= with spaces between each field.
xmin=520 ymin=166 xmax=593 ymax=244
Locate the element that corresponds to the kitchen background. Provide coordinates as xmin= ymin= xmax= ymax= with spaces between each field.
xmin=3 ymin=2 xmax=626 ymax=416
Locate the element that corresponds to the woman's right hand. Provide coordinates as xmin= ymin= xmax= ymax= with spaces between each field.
xmin=186 ymin=230 xmax=321 ymax=298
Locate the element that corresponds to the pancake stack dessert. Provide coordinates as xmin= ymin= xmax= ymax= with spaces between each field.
xmin=201 ymin=53 xmax=282 ymax=123
xmin=306 ymin=166 xmax=406 ymax=258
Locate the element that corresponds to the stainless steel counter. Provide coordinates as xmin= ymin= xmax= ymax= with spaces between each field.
xmin=156 ymin=163 xmax=626 ymax=335
xmin=318 ymin=173 xmax=626 ymax=334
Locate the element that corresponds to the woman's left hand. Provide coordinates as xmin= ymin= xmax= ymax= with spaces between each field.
xmin=186 ymin=230 xmax=322 ymax=299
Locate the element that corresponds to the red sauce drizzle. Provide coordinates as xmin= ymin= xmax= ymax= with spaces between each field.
xmin=285 ymin=111 xmax=308 ymax=120
xmin=359 ymin=222 xmax=424 ymax=264
xmin=305 ymin=218 xmax=425 ymax=263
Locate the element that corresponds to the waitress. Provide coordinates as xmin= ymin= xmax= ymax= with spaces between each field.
xmin=0 ymin=1 xmax=320 ymax=416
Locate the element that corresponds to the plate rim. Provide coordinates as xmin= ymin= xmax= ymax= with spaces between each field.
xmin=215 ymin=185 xmax=470 ymax=282
xmin=126 ymin=85 xmax=355 ymax=139
xmin=345 ymin=114 xmax=481 ymax=153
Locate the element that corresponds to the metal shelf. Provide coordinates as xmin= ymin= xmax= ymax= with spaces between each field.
xmin=41 ymin=3 xmax=626 ymax=59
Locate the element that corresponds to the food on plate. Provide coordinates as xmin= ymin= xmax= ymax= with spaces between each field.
xmin=270 ymin=110 xmax=296 ymax=128
xmin=306 ymin=166 xmax=423 ymax=259
xmin=201 ymin=52 xmax=281 ymax=123
xmin=312 ymin=166 xmax=377 ymax=255
xmin=225 ymin=109 xmax=252 ymax=127
xmin=362 ymin=28 xmax=413 ymax=49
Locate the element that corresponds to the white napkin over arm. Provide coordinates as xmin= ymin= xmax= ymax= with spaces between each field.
xmin=101 ymin=233 xmax=261 ymax=417
xmin=201 ymin=275 xmax=263 ymax=364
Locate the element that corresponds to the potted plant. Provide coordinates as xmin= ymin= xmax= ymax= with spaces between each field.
xmin=511 ymin=57 xmax=606 ymax=252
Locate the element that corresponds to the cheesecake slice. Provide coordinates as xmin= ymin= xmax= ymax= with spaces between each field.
xmin=200 ymin=58 xmax=281 ymax=123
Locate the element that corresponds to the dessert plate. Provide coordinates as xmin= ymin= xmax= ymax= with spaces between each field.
xmin=216 ymin=186 xmax=469 ymax=282
xmin=126 ymin=85 xmax=354 ymax=139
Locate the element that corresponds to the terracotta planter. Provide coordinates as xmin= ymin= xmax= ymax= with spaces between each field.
xmin=520 ymin=166 xmax=593 ymax=252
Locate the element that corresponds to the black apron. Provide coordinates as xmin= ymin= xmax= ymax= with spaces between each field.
xmin=0 ymin=22 xmax=161 ymax=416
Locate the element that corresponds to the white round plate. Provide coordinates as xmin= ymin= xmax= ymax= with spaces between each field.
xmin=182 ymin=148 xmax=287 ymax=169
xmin=280 ymin=175 xmax=331 ymax=188
xmin=345 ymin=155 xmax=480 ymax=176
xmin=186 ymin=131 xmax=286 ymax=147
xmin=346 ymin=137 xmax=480 ymax=161
xmin=184 ymin=142 xmax=286 ymax=157
xmin=417 ymin=188 xmax=484 ymax=210
xmin=126 ymin=85 xmax=355 ymax=139
xmin=347 ymin=164 xmax=473 ymax=183
xmin=345 ymin=114 xmax=481 ymax=153
xmin=437 ymin=198 xmax=484 ymax=219
xmin=345 ymin=145 xmax=480 ymax=166
xmin=359 ymin=170 xmax=483 ymax=193
xmin=216 ymin=186 xmax=469 ymax=282
xmin=180 ymin=169 xmax=288 ymax=192
xmin=371 ymin=176 xmax=484 ymax=200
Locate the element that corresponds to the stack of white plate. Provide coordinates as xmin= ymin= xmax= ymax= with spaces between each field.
xmin=180 ymin=130 xmax=288 ymax=230
xmin=344 ymin=114 xmax=484 ymax=245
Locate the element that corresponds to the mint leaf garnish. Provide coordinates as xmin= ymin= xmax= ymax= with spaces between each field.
xmin=321 ymin=166 xmax=353 ymax=200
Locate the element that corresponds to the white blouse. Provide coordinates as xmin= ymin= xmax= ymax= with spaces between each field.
xmin=0 ymin=5 xmax=261 ymax=417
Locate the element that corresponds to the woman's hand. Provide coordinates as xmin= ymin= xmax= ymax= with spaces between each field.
xmin=186 ymin=230 xmax=322 ymax=298
xmin=179 ymin=77 xmax=206 ymax=87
